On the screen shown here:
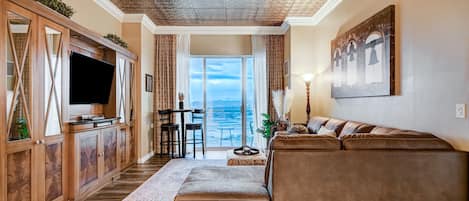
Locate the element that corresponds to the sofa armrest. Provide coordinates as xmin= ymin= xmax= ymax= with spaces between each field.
xmin=270 ymin=134 xmax=341 ymax=150
xmin=274 ymin=131 xmax=289 ymax=136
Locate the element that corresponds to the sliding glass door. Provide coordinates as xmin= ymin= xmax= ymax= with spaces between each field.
xmin=190 ymin=57 xmax=254 ymax=149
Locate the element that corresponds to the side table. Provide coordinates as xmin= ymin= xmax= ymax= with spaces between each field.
xmin=226 ymin=149 xmax=267 ymax=166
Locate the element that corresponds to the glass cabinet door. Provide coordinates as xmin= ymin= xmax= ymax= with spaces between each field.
xmin=39 ymin=17 xmax=68 ymax=201
xmin=3 ymin=3 xmax=36 ymax=201
xmin=43 ymin=26 xmax=63 ymax=137
xmin=116 ymin=57 xmax=126 ymax=124
xmin=6 ymin=10 xmax=33 ymax=142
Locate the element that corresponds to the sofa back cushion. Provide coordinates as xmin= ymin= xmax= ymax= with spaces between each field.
xmin=270 ymin=134 xmax=341 ymax=150
xmin=324 ymin=118 xmax=347 ymax=134
xmin=339 ymin=121 xmax=375 ymax=136
xmin=370 ymin=126 xmax=398 ymax=134
xmin=341 ymin=133 xmax=454 ymax=150
xmin=307 ymin=116 xmax=329 ymax=133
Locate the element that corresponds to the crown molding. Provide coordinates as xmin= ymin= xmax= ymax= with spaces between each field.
xmin=154 ymin=25 xmax=286 ymax=35
xmin=94 ymin=0 xmax=158 ymax=32
xmin=94 ymin=0 xmax=124 ymax=22
xmin=285 ymin=0 xmax=342 ymax=26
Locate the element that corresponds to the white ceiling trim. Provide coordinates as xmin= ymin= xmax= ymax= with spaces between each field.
xmin=285 ymin=0 xmax=342 ymax=26
xmin=94 ymin=0 xmax=342 ymax=35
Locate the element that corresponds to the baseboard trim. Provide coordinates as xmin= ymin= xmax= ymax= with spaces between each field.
xmin=137 ymin=151 xmax=155 ymax=164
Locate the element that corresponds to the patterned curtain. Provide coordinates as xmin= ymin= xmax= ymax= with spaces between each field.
xmin=265 ymin=35 xmax=285 ymax=121
xmin=153 ymin=35 xmax=176 ymax=154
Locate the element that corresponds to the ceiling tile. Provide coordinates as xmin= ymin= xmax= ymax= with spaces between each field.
xmin=195 ymin=9 xmax=226 ymax=20
xmin=191 ymin=0 xmax=225 ymax=9
xmin=113 ymin=0 xmax=328 ymax=26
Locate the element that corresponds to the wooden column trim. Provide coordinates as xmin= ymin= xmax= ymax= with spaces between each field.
xmin=0 ymin=0 xmax=7 ymax=199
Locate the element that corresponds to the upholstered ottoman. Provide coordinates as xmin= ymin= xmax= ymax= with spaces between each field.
xmin=174 ymin=166 xmax=270 ymax=201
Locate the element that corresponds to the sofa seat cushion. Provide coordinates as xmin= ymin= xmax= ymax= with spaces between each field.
xmin=175 ymin=166 xmax=269 ymax=201
xmin=324 ymin=118 xmax=347 ymax=134
xmin=339 ymin=121 xmax=375 ymax=136
xmin=341 ymin=133 xmax=454 ymax=150
xmin=307 ymin=116 xmax=329 ymax=133
xmin=271 ymin=134 xmax=341 ymax=150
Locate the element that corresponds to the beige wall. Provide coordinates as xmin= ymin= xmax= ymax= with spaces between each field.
xmin=289 ymin=0 xmax=469 ymax=150
xmin=140 ymin=25 xmax=155 ymax=156
xmin=191 ymin=35 xmax=252 ymax=55
xmin=288 ymin=26 xmax=317 ymax=124
xmin=62 ymin=0 xmax=122 ymax=36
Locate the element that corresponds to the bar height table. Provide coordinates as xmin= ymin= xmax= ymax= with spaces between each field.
xmin=170 ymin=109 xmax=192 ymax=158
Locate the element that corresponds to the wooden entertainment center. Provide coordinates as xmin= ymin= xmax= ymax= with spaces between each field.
xmin=0 ymin=0 xmax=139 ymax=200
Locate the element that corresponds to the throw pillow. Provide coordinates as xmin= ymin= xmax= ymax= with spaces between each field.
xmin=288 ymin=125 xmax=309 ymax=134
xmin=317 ymin=126 xmax=337 ymax=137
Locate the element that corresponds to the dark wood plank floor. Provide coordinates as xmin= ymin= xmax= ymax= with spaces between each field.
xmin=85 ymin=156 xmax=171 ymax=201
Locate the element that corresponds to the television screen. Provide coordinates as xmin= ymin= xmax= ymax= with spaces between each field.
xmin=70 ymin=52 xmax=115 ymax=104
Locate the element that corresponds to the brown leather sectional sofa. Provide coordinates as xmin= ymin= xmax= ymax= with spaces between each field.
xmin=175 ymin=116 xmax=468 ymax=201
xmin=267 ymin=116 xmax=468 ymax=201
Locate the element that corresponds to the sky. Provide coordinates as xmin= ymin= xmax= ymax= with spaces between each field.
xmin=190 ymin=57 xmax=254 ymax=107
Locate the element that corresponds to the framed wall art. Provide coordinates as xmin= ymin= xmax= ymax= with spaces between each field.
xmin=331 ymin=5 xmax=395 ymax=98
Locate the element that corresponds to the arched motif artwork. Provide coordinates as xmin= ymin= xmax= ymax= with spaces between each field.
xmin=365 ymin=32 xmax=384 ymax=84
xmin=346 ymin=40 xmax=358 ymax=86
xmin=332 ymin=48 xmax=343 ymax=87
xmin=330 ymin=5 xmax=395 ymax=98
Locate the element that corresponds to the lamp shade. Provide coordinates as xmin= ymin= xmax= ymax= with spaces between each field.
xmin=303 ymin=73 xmax=314 ymax=83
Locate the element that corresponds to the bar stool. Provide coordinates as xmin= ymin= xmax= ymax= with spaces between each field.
xmin=185 ymin=109 xmax=205 ymax=158
xmin=158 ymin=109 xmax=181 ymax=158
xmin=218 ymin=127 xmax=234 ymax=146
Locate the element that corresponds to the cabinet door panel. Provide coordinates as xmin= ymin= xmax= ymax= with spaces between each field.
xmin=103 ymin=128 xmax=117 ymax=175
xmin=119 ymin=128 xmax=127 ymax=167
xmin=79 ymin=133 xmax=98 ymax=189
xmin=45 ymin=142 xmax=63 ymax=201
xmin=7 ymin=149 xmax=32 ymax=201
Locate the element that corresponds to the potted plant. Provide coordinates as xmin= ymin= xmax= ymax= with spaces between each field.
xmin=104 ymin=34 xmax=129 ymax=49
xmin=16 ymin=118 xmax=29 ymax=140
xmin=37 ymin=0 xmax=75 ymax=18
xmin=261 ymin=113 xmax=276 ymax=140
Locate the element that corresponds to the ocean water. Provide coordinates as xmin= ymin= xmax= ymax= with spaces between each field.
xmin=191 ymin=100 xmax=255 ymax=147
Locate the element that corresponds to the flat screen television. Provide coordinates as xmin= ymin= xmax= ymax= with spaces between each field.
xmin=70 ymin=52 xmax=115 ymax=104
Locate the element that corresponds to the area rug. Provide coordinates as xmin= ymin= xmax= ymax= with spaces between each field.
xmin=124 ymin=159 xmax=226 ymax=201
